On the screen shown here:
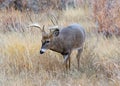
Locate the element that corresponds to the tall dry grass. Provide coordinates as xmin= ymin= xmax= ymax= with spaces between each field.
xmin=0 ymin=8 xmax=120 ymax=86
xmin=93 ymin=0 xmax=120 ymax=36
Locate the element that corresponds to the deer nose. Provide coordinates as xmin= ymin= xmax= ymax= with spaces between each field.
xmin=40 ymin=50 xmax=44 ymax=54
xmin=40 ymin=48 xmax=46 ymax=54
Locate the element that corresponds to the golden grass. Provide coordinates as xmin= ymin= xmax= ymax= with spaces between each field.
xmin=0 ymin=8 xmax=120 ymax=86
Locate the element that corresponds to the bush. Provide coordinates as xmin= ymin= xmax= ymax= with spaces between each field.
xmin=93 ymin=0 xmax=120 ymax=36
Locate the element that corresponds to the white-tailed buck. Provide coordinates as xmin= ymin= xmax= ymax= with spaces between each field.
xmin=30 ymin=23 xmax=85 ymax=70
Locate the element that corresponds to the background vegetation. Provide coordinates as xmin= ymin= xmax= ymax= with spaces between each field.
xmin=0 ymin=0 xmax=120 ymax=86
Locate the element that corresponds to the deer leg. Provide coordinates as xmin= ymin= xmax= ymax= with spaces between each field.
xmin=77 ymin=48 xmax=83 ymax=70
xmin=63 ymin=51 xmax=71 ymax=70
xmin=68 ymin=56 xmax=71 ymax=70
xmin=68 ymin=52 xmax=71 ymax=70
xmin=65 ymin=60 xmax=68 ymax=70
xmin=63 ymin=54 xmax=68 ymax=70
xmin=65 ymin=55 xmax=71 ymax=70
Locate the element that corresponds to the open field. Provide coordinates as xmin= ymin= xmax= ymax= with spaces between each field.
xmin=0 ymin=8 xmax=120 ymax=86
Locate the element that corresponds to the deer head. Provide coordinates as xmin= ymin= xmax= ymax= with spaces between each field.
xmin=40 ymin=26 xmax=60 ymax=54
xmin=29 ymin=23 xmax=60 ymax=54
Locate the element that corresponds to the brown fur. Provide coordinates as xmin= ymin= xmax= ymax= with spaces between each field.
xmin=29 ymin=23 xmax=86 ymax=70
xmin=41 ymin=24 xmax=85 ymax=70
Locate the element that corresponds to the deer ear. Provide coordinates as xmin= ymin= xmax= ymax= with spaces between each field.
xmin=41 ymin=25 xmax=45 ymax=32
xmin=53 ymin=29 xmax=59 ymax=36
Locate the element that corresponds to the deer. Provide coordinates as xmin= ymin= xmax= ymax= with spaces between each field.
xmin=29 ymin=23 xmax=86 ymax=70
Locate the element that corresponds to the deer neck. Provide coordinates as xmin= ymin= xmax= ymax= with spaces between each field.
xmin=49 ymin=37 xmax=64 ymax=53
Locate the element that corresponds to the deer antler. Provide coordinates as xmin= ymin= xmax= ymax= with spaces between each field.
xmin=48 ymin=26 xmax=59 ymax=35
xmin=29 ymin=23 xmax=45 ymax=32
xmin=49 ymin=26 xmax=59 ymax=30
xmin=49 ymin=14 xmax=58 ymax=25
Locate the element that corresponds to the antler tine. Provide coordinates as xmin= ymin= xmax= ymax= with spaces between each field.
xmin=49 ymin=26 xmax=59 ymax=32
xmin=49 ymin=14 xmax=58 ymax=25
xmin=49 ymin=26 xmax=59 ymax=29
xmin=29 ymin=23 xmax=42 ymax=31
xmin=50 ymin=18 xmax=56 ymax=25
xmin=53 ymin=15 xmax=58 ymax=25
xmin=42 ymin=25 xmax=45 ymax=32
xmin=48 ymin=26 xmax=59 ymax=36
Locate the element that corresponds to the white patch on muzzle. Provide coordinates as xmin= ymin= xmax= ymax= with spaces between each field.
xmin=41 ymin=48 xmax=47 ymax=52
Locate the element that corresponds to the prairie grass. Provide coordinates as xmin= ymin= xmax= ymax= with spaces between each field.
xmin=0 ymin=8 xmax=120 ymax=86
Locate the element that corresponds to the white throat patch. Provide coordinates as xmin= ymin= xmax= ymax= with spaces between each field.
xmin=63 ymin=55 xmax=69 ymax=63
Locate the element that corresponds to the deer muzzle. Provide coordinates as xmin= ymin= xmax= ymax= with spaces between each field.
xmin=40 ymin=49 xmax=46 ymax=54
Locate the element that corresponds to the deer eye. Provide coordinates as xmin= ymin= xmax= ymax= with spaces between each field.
xmin=46 ymin=40 xmax=50 ymax=43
